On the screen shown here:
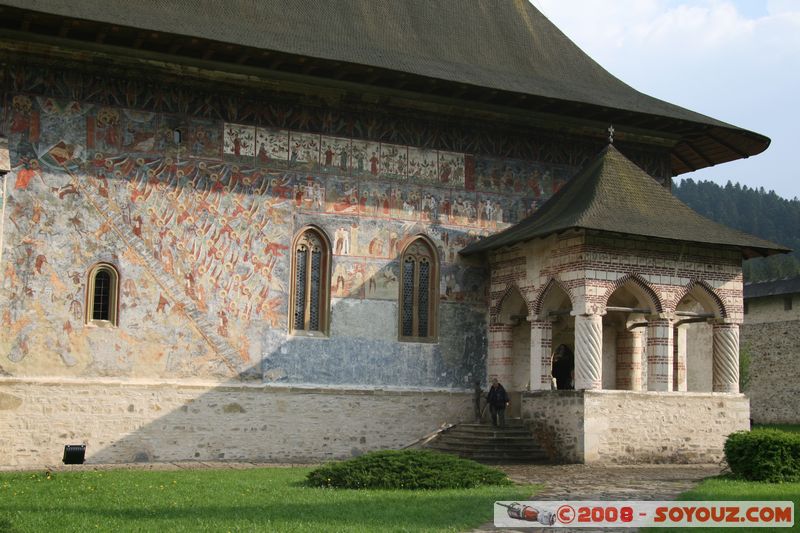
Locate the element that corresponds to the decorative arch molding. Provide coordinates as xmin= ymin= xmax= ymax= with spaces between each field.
xmin=491 ymin=282 xmax=531 ymax=323
xmin=530 ymin=277 xmax=574 ymax=316
xmin=673 ymin=279 xmax=729 ymax=318
xmin=602 ymin=273 xmax=664 ymax=314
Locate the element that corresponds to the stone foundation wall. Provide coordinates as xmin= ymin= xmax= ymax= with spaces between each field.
xmin=520 ymin=391 xmax=584 ymax=463
xmin=583 ymin=390 xmax=749 ymax=464
xmin=521 ymin=390 xmax=749 ymax=464
xmin=741 ymin=320 xmax=800 ymax=423
xmin=0 ymin=378 xmax=471 ymax=469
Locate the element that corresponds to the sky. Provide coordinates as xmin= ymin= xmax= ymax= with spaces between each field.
xmin=530 ymin=0 xmax=800 ymax=200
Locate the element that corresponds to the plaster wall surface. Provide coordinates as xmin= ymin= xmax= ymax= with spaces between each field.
xmin=685 ymin=323 xmax=713 ymax=392
xmin=0 ymin=378 xmax=471 ymax=468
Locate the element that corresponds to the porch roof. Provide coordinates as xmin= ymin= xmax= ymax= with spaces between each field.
xmin=460 ymin=144 xmax=789 ymax=259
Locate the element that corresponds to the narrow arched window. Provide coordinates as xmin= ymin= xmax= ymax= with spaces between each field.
xmin=399 ymin=236 xmax=438 ymax=342
xmin=86 ymin=263 xmax=119 ymax=326
xmin=290 ymin=227 xmax=331 ymax=336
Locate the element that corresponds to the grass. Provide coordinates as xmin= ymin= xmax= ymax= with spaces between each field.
xmin=0 ymin=467 xmax=538 ymax=532
xmin=754 ymin=423 xmax=800 ymax=434
xmin=643 ymin=476 xmax=799 ymax=532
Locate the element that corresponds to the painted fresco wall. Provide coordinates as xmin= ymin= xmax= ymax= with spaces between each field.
xmin=0 ymin=58 xmax=672 ymax=389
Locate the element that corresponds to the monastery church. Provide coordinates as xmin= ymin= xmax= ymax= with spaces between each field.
xmin=0 ymin=1 xmax=787 ymax=467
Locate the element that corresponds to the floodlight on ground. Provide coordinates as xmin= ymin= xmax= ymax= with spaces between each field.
xmin=62 ymin=444 xmax=86 ymax=464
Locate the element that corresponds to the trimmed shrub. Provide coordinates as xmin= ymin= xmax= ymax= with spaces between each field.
xmin=306 ymin=450 xmax=512 ymax=489
xmin=724 ymin=429 xmax=800 ymax=482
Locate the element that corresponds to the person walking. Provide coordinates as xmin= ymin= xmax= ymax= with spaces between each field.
xmin=486 ymin=378 xmax=509 ymax=428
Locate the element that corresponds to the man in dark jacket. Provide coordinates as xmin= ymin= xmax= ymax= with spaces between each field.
xmin=486 ymin=377 xmax=509 ymax=428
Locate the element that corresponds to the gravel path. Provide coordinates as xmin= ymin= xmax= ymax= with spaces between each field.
xmin=470 ymin=463 xmax=722 ymax=532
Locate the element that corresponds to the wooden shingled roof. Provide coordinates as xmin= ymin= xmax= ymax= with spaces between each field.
xmin=0 ymin=0 xmax=769 ymax=176
xmin=460 ymin=144 xmax=789 ymax=258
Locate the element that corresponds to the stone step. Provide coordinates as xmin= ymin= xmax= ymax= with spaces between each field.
xmin=422 ymin=420 xmax=550 ymax=465
xmin=428 ymin=443 xmax=545 ymax=455
xmin=438 ymin=450 xmax=549 ymax=464
xmin=434 ymin=435 xmax=539 ymax=446
xmin=438 ymin=427 xmax=532 ymax=436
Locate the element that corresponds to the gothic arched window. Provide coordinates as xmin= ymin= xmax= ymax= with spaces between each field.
xmin=290 ymin=227 xmax=331 ymax=336
xmin=399 ymin=236 xmax=438 ymax=342
xmin=86 ymin=263 xmax=120 ymax=326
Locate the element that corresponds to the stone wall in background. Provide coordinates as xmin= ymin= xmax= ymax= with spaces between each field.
xmin=741 ymin=318 xmax=800 ymax=423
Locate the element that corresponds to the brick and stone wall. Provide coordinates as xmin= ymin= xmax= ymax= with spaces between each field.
xmin=521 ymin=390 xmax=749 ymax=464
xmin=0 ymin=377 xmax=471 ymax=468
xmin=741 ymin=318 xmax=800 ymax=423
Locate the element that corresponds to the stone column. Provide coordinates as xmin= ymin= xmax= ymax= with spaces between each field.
xmin=574 ymin=313 xmax=603 ymax=390
xmin=529 ymin=318 xmax=553 ymax=390
xmin=713 ymin=322 xmax=740 ymax=393
xmin=673 ymin=326 xmax=688 ymax=392
xmin=487 ymin=322 xmax=514 ymax=386
xmin=647 ymin=316 xmax=673 ymax=391
xmin=616 ymin=328 xmax=643 ymax=391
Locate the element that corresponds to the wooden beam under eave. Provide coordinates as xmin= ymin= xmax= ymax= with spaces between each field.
xmin=681 ymin=140 xmax=714 ymax=167
xmin=671 ymin=149 xmax=697 ymax=173
xmin=707 ymin=130 xmax=749 ymax=159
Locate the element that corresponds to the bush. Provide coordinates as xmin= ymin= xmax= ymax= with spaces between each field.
xmin=306 ymin=450 xmax=512 ymax=489
xmin=724 ymin=429 xmax=800 ymax=482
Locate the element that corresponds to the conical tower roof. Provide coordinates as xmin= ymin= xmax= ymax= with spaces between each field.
xmin=460 ymin=144 xmax=789 ymax=258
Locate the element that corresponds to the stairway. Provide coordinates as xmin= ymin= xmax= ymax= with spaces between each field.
xmin=424 ymin=419 xmax=550 ymax=464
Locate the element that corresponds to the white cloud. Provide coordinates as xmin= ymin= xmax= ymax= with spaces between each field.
xmin=529 ymin=0 xmax=800 ymax=198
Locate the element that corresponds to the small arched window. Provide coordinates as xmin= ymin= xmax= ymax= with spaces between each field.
xmin=399 ymin=236 xmax=438 ymax=342
xmin=290 ymin=226 xmax=331 ymax=336
xmin=86 ymin=263 xmax=119 ymax=326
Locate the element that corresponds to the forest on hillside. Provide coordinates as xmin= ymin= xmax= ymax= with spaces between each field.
xmin=673 ymin=179 xmax=800 ymax=283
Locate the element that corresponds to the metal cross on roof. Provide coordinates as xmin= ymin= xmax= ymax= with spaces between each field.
xmin=608 ymin=124 xmax=615 ymax=144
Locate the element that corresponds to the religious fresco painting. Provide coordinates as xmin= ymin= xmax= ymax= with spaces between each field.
xmin=0 ymin=60 xmax=650 ymax=389
xmin=319 ymin=135 xmax=351 ymax=174
xmin=288 ymin=131 xmax=320 ymax=171
xmin=408 ymin=146 xmax=438 ymax=184
xmin=121 ymin=109 xmax=158 ymax=153
xmin=255 ymin=127 xmax=289 ymax=169
xmin=379 ymin=142 xmax=407 ymax=181
xmin=351 ymin=139 xmax=380 ymax=178
xmin=223 ymin=122 xmax=255 ymax=162
xmin=189 ymin=118 xmax=223 ymax=159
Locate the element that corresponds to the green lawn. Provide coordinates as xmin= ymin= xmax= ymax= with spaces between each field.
xmin=644 ymin=476 xmax=799 ymax=532
xmin=753 ymin=423 xmax=800 ymax=434
xmin=0 ymin=467 xmax=537 ymax=532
